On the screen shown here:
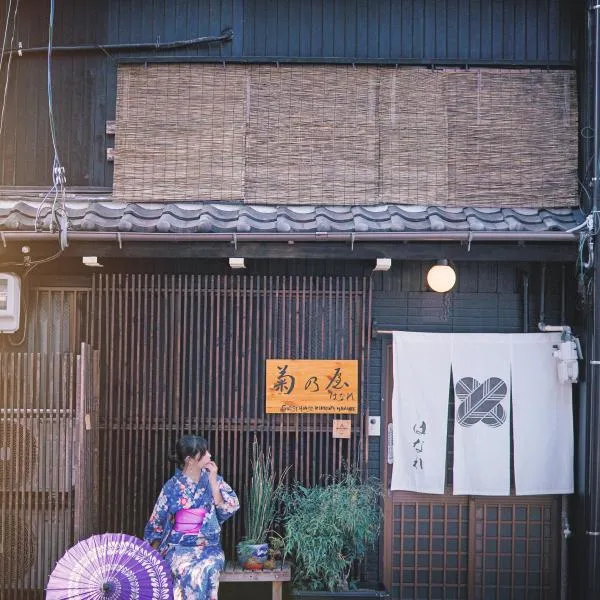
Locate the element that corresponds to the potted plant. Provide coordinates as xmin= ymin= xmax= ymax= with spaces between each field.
xmin=282 ymin=469 xmax=389 ymax=599
xmin=236 ymin=438 xmax=289 ymax=570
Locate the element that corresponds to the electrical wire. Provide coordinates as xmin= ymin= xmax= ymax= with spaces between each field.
xmin=0 ymin=247 xmax=65 ymax=272
xmin=3 ymin=248 xmax=64 ymax=347
xmin=1 ymin=28 xmax=234 ymax=56
xmin=0 ymin=0 xmax=19 ymax=139
xmin=0 ymin=0 xmax=13 ymax=75
xmin=575 ymin=210 xmax=600 ymax=308
xmin=580 ymin=178 xmax=594 ymax=209
xmin=35 ymin=0 xmax=68 ymax=249
xmin=47 ymin=0 xmax=60 ymax=167
xmin=5 ymin=0 xmax=69 ymax=343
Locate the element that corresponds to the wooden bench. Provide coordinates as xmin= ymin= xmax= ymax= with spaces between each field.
xmin=220 ymin=561 xmax=291 ymax=600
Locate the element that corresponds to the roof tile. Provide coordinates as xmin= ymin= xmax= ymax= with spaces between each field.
xmin=0 ymin=197 xmax=585 ymax=235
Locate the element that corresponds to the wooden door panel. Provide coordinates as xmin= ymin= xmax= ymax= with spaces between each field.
xmin=382 ymin=344 xmax=560 ymax=600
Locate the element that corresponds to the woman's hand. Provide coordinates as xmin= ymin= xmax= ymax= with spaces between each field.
xmin=206 ymin=460 xmax=226 ymax=507
xmin=205 ymin=460 xmax=219 ymax=481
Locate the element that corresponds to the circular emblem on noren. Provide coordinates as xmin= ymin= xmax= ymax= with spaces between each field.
xmin=455 ymin=377 xmax=507 ymax=428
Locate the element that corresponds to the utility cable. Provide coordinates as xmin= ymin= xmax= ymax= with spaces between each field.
xmin=0 ymin=0 xmax=20 ymax=139
xmin=2 ymin=28 xmax=234 ymax=56
xmin=4 ymin=248 xmax=63 ymax=347
xmin=35 ymin=0 xmax=68 ymax=249
xmin=0 ymin=0 xmax=13 ymax=76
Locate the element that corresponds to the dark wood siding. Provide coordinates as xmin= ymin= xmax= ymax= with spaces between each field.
xmin=0 ymin=0 xmax=580 ymax=187
xmin=242 ymin=0 xmax=577 ymax=64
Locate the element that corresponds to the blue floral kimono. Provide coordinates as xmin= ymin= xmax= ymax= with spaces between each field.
xmin=144 ymin=470 xmax=239 ymax=600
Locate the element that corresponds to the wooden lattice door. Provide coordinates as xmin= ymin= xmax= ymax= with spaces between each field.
xmin=382 ymin=345 xmax=560 ymax=600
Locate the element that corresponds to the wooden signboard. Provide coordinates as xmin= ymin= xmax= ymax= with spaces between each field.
xmin=265 ymin=359 xmax=358 ymax=414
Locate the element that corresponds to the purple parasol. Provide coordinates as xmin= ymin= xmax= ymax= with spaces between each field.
xmin=46 ymin=532 xmax=173 ymax=599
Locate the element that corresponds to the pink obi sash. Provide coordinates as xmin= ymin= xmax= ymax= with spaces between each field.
xmin=173 ymin=508 xmax=207 ymax=534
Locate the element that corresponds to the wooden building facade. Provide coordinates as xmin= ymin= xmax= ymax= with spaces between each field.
xmin=0 ymin=1 xmax=590 ymax=599
xmin=0 ymin=256 xmax=579 ymax=599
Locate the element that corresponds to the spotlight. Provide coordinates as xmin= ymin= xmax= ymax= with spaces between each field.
xmin=373 ymin=258 xmax=392 ymax=272
xmin=82 ymin=256 xmax=103 ymax=268
xmin=229 ymin=257 xmax=246 ymax=269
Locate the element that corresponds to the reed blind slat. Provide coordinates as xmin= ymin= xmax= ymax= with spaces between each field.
xmin=114 ymin=65 xmax=578 ymax=208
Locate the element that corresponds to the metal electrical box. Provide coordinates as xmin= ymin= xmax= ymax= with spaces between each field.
xmin=0 ymin=273 xmax=21 ymax=333
xmin=368 ymin=415 xmax=381 ymax=436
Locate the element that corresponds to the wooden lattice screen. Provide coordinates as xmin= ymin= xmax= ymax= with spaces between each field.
xmin=73 ymin=343 xmax=100 ymax=543
xmin=88 ymin=274 xmax=372 ymax=556
xmin=113 ymin=64 xmax=578 ymax=207
xmin=0 ymin=347 xmax=98 ymax=600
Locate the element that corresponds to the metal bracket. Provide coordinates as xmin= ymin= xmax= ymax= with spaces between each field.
xmin=586 ymin=531 xmax=600 ymax=536
xmin=117 ymin=232 xmax=123 ymax=250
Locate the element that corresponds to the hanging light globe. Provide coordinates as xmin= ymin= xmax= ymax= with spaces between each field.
xmin=427 ymin=260 xmax=456 ymax=293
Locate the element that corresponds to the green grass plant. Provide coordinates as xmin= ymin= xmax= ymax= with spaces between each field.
xmin=282 ymin=469 xmax=382 ymax=592
xmin=243 ymin=438 xmax=289 ymax=545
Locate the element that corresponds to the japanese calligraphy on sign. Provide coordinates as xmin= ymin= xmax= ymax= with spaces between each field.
xmin=265 ymin=359 xmax=359 ymax=414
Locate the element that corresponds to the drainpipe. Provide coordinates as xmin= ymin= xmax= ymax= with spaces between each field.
xmin=558 ymin=264 xmax=571 ymax=600
xmin=587 ymin=0 xmax=600 ymax=598
xmin=540 ymin=263 xmax=547 ymax=327
xmin=544 ymin=263 xmax=572 ymax=600
xmin=562 ymin=494 xmax=572 ymax=600
xmin=522 ymin=272 xmax=529 ymax=332
xmin=561 ymin=264 xmax=567 ymax=324
xmin=538 ymin=272 xmax=576 ymax=600
xmin=0 ymin=230 xmax=581 ymax=243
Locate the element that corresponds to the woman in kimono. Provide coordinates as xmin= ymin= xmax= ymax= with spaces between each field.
xmin=144 ymin=435 xmax=240 ymax=600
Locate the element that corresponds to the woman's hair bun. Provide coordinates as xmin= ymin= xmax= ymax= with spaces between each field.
xmin=171 ymin=435 xmax=209 ymax=469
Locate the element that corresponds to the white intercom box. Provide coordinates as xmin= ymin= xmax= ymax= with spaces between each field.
xmin=0 ymin=273 xmax=21 ymax=333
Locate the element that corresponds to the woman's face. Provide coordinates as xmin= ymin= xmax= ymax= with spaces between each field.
xmin=196 ymin=449 xmax=212 ymax=470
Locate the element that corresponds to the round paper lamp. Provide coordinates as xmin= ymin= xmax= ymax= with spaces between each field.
xmin=427 ymin=260 xmax=456 ymax=293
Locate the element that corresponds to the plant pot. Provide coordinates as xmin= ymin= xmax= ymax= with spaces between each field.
xmin=289 ymin=583 xmax=390 ymax=600
xmin=236 ymin=541 xmax=269 ymax=570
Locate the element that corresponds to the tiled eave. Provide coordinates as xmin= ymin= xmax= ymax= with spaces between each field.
xmin=0 ymin=191 xmax=584 ymax=262
xmin=0 ymin=195 xmax=584 ymax=238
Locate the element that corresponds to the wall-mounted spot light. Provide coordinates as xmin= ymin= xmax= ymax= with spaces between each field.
xmin=373 ymin=258 xmax=392 ymax=272
xmin=82 ymin=256 xmax=103 ymax=268
xmin=229 ymin=257 xmax=246 ymax=269
xmin=427 ymin=259 xmax=456 ymax=293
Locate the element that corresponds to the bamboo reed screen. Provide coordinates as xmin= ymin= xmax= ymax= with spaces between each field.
xmin=114 ymin=64 xmax=247 ymax=202
xmin=445 ymin=69 xmax=578 ymax=207
xmin=379 ymin=68 xmax=448 ymax=205
xmin=245 ymin=65 xmax=379 ymax=204
xmin=88 ymin=274 xmax=371 ymax=557
xmin=113 ymin=65 xmax=578 ymax=208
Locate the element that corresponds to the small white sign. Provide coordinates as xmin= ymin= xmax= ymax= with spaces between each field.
xmin=332 ymin=419 xmax=351 ymax=439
